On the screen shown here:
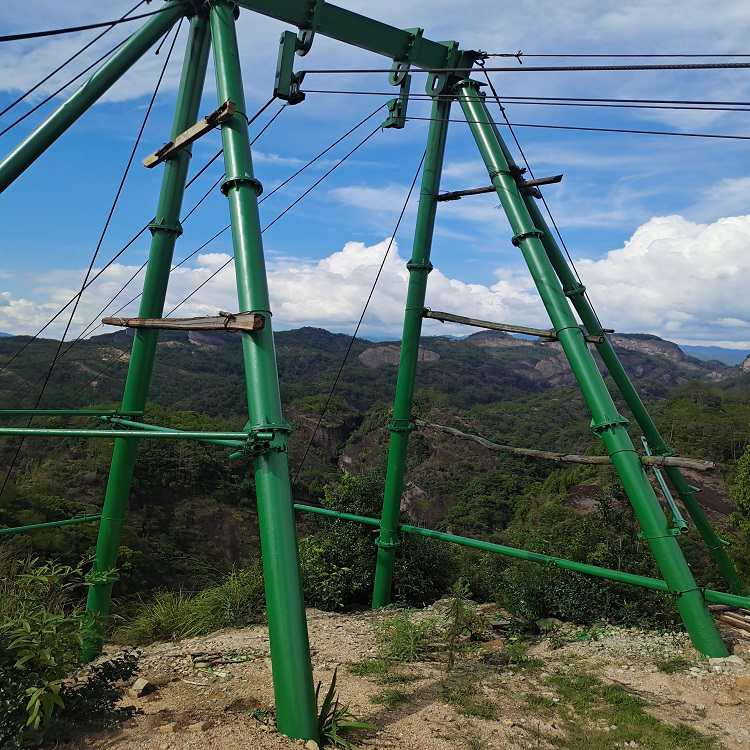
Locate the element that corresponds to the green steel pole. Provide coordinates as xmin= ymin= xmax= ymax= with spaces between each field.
xmin=0 ymin=1 xmax=188 ymax=194
xmin=81 ymin=15 xmax=211 ymax=661
xmin=455 ymin=80 xmax=728 ymax=657
xmin=372 ymin=95 xmax=452 ymax=608
xmin=208 ymin=3 xmax=318 ymax=741
xmin=520 ymin=198 xmax=746 ymax=596
xmin=0 ymin=515 xmax=102 ymax=535
xmin=0 ymin=427 xmax=250 ymax=440
xmin=102 ymin=416 xmax=246 ymax=447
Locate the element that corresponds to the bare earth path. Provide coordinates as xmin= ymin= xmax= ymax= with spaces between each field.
xmin=64 ymin=606 xmax=750 ymax=750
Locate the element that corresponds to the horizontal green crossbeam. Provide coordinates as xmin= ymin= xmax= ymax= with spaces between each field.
xmin=0 ymin=409 xmax=143 ymax=417
xmin=102 ymin=416 xmax=245 ymax=448
xmin=234 ymin=0 xmax=460 ymax=69
xmin=293 ymin=504 xmax=750 ymax=610
xmin=0 ymin=515 xmax=102 ymax=535
xmin=0 ymin=427 xmax=250 ymax=441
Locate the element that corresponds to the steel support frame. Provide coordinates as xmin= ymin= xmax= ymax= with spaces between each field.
xmin=209 ymin=2 xmax=318 ymax=740
xmin=372 ymin=95 xmax=452 ymax=607
xmin=454 ymin=79 xmax=728 ymax=657
xmin=519 ymin=199 xmax=746 ymax=596
xmin=82 ymin=14 xmax=212 ymax=661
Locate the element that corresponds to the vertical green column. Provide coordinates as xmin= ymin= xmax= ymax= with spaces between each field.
xmin=456 ymin=80 xmax=727 ymax=657
xmin=0 ymin=1 xmax=186 ymax=193
xmin=372 ymin=96 xmax=451 ymax=608
xmin=82 ymin=15 xmax=211 ymax=661
xmin=208 ymin=2 xmax=318 ymax=740
xmin=520 ymin=197 xmax=746 ymax=596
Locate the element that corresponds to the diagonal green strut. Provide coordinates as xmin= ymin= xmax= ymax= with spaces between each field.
xmin=82 ymin=13 xmax=211 ymax=661
xmin=454 ymin=79 xmax=728 ymax=657
xmin=208 ymin=1 xmax=319 ymax=740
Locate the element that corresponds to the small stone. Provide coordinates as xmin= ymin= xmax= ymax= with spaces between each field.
xmin=305 ymin=740 xmax=320 ymax=750
xmin=716 ymin=694 xmax=741 ymax=707
xmin=736 ymin=677 xmax=750 ymax=691
xmin=487 ymin=638 xmax=504 ymax=650
xmin=157 ymin=723 xmax=177 ymax=733
xmin=695 ymin=704 xmax=706 ymax=711
xmin=187 ymin=721 xmax=210 ymax=732
xmin=129 ymin=677 xmax=155 ymax=698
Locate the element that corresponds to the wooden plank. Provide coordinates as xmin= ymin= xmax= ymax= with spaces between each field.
xmin=143 ymin=100 xmax=236 ymax=168
xmin=417 ymin=420 xmax=716 ymax=472
xmin=422 ymin=309 xmax=610 ymax=343
xmin=102 ymin=311 xmax=264 ymax=332
xmin=719 ymin=614 xmax=750 ymax=635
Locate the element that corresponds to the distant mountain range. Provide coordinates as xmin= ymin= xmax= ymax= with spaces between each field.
xmin=679 ymin=345 xmax=749 ymax=366
xmin=0 ymin=332 xmax=12 ymax=337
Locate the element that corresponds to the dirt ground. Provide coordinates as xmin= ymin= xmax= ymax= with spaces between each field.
xmin=62 ymin=606 xmax=750 ymax=750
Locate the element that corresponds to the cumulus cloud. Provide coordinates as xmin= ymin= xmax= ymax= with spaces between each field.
xmin=1 ymin=214 xmax=749 ymax=348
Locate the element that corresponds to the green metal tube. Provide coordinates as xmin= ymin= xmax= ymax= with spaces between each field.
xmin=0 ymin=409 xmax=143 ymax=417
xmin=296 ymin=504 xmax=750 ymax=610
xmin=0 ymin=1 xmax=187 ymax=194
xmin=209 ymin=3 xmax=318 ymax=741
xmin=456 ymin=81 xmax=727 ymax=657
xmin=372 ymin=95 xmax=451 ymax=609
xmin=520 ymin=197 xmax=746 ymax=596
xmin=0 ymin=427 xmax=249 ymax=440
xmin=82 ymin=15 xmax=212 ymax=662
xmin=0 ymin=515 xmax=101 ymax=536
xmin=103 ymin=416 xmax=245 ymax=447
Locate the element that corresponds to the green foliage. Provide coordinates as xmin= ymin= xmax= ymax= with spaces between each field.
xmin=317 ymin=668 xmax=376 ymax=749
xmin=115 ymin=566 xmax=265 ymax=645
xmin=0 ymin=558 xmax=137 ymax=749
xmin=543 ymin=671 xmax=720 ymax=749
xmin=298 ymin=472 xmax=456 ymax=610
xmin=375 ymin=612 xmax=438 ymax=662
xmin=443 ymin=578 xmax=477 ymax=671
xmin=370 ymin=688 xmax=409 ymax=707
xmin=497 ymin=495 xmax=673 ymax=625
xmin=440 ymin=677 xmax=495 ymax=719
xmin=654 ymin=655 xmax=691 ymax=674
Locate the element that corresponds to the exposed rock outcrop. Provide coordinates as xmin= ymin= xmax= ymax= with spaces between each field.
xmin=358 ymin=344 xmax=439 ymax=368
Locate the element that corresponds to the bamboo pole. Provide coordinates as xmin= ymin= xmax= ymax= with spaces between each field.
xmin=417 ymin=420 xmax=716 ymax=472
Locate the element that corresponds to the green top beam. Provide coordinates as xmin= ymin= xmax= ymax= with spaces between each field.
xmin=233 ymin=0 xmax=461 ymax=68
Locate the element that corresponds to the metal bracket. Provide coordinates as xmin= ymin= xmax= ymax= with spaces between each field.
xmin=383 ymin=70 xmax=411 ymax=129
xmin=148 ymin=217 xmax=183 ymax=236
xmin=375 ymin=528 xmax=400 ymax=549
xmin=85 ymin=569 xmax=120 ymax=586
xmin=590 ymin=414 xmax=629 ymax=435
xmin=388 ymin=418 xmax=413 ymax=434
xmin=274 ymin=30 xmax=306 ymax=104
xmin=511 ymin=228 xmax=544 ymax=247
xmin=296 ymin=0 xmax=324 ymax=56
xmin=221 ymin=175 xmax=263 ymax=196
xmin=406 ymin=259 xmax=433 ymax=272
xmin=564 ymin=284 xmax=587 ymax=298
xmin=426 ymin=40 xmax=460 ymax=96
xmin=232 ymin=421 xmax=293 ymax=458
xmin=638 ymin=529 xmax=685 ymax=540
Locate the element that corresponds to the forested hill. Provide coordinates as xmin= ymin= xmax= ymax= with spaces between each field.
xmin=1 ymin=326 xmax=749 ymax=597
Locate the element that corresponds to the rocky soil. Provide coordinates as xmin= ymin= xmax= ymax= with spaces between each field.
xmin=62 ymin=605 xmax=750 ymax=750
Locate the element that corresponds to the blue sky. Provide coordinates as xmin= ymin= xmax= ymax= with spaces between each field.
xmin=1 ymin=0 xmax=750 ymax=348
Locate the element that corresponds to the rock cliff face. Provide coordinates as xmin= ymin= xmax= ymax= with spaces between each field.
xmin=358 ymin=344 xmax=440 ymax=369
xmin=743 ymin=355 xmax=750 ymax=373
xmin=464 ymin=330 xmax=535 ymax=349
xmin=608 ymin=334 xmax=686 ymax=363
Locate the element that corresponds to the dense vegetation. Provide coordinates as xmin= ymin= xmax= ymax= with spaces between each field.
xmin=0 ymin=328 xmax=749 ymax=630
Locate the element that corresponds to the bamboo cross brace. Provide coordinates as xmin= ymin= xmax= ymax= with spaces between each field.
xmin=143 ymin=100 xmax=236 ymax=168
xmin=102 ymin=311 xmax=265 ymax=332
xmin=416 ymin=420 xmax=716 ymax=472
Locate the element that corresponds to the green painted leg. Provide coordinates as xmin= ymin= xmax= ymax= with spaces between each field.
xmin=456 ymin=80 xmax=727 ymax=657
xmin=208 ymin=3 xmax=318 ymax=741
xmin=372 ymin=95 xmax=452 ymax=608
xmin=82 ymin=15 xmax=211 ymax=661
xmin=521 ymin=197 xmax=747 ymax=596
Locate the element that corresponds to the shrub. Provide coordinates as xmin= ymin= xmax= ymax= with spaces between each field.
xmin=299 ymin=472 xmax=456 ymax=610
xmin=0 ymin=558 xmax=137 ymax=748
xmin=115 ymin=566 xmax=265 ymax=645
